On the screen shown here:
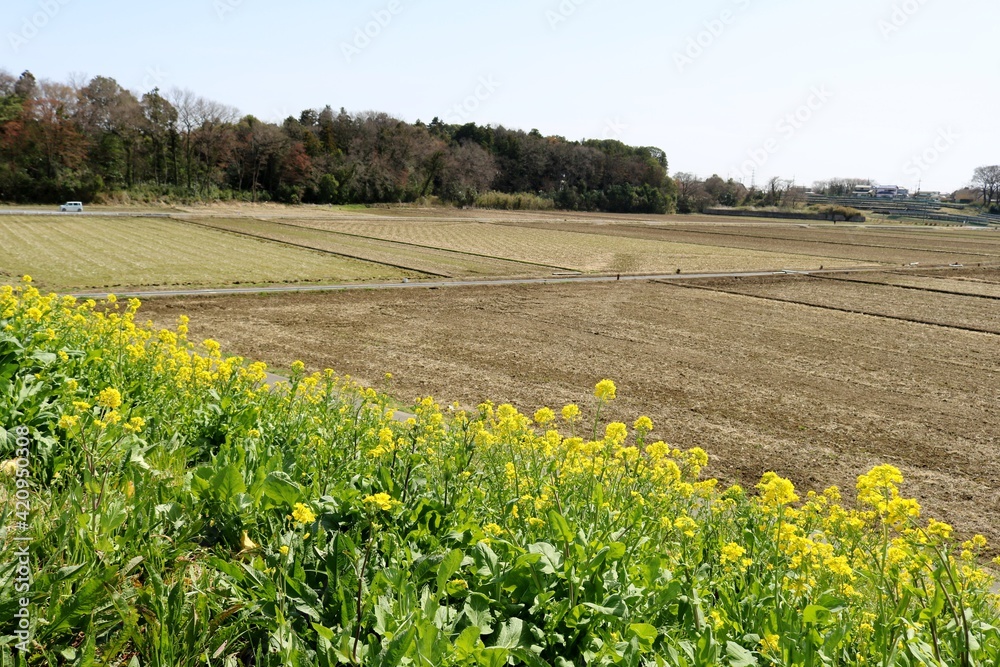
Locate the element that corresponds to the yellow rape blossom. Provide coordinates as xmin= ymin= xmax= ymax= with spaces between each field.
xmin=604 ymin=422 xmax=627 ymax=444
xmin=759 ymin=634 xmax=780 ymax=656
xmin=483 ymin=523 xmax=504 ymax=536
xmin=362 ymin=493 xmax=397 ymax=512
xmin=720 ymin=542 xmax=746 ymax=565
xmin=96 ymin=387 xmax=122 ymax=409
xmin=594 ymin=379 xmax=617 ymax=401
xmin=674 ymin=515 xmax=698 ymax=538
xmin=533 ymin=407 xmax=555 ymax=425
xmin=757 ymin=472 xmax=799 ymax=508
xmin=292 ymin=502 xmax=317 ymax=524
xmin=124 ymin=417 xmax=145 ymax=433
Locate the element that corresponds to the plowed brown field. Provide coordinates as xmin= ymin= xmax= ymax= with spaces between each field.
xmin=139 ymin=268 xmax=1000 ymax=556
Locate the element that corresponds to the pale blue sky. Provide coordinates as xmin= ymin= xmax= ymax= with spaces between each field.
xmin=3 ymin=0 xmax=996 ymax=193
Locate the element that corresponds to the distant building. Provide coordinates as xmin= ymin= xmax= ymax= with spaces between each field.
xmin=853 ymin=185 xmax=873 ymax=198
xmin=952 ymin=188 xmax=980 ymax=204
xmin=874 ymin=185 xmax=899 ymax=199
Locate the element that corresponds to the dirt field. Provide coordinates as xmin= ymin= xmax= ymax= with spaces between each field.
xmin=502 ymin=220 xmax=1000 ymax=267
xmin=139 ymin=270 xmax=1000 ymax=555
xmin=269 ymin=217 xmax=862 ymax=274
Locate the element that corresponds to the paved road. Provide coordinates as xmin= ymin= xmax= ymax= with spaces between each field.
xmin=73 ymin=265 xmax=913 ymax=299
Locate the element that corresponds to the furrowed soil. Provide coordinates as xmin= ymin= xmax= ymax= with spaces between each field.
xmin=500 ymin=220 xmax=1000 ymax=267
xmin=140 ymin=272 xmax=1000 ymax=556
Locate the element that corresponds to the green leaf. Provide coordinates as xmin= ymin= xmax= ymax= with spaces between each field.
xmin=261 ymin=471 xmax=301 ymax=507
xmin=511 ymin=648 xmax=549 ymax=667
xmin=311 ymin=622 xmax=336 ymax=641
xmin=592 ymin=483 xmax=604 ymax=507
xmin=40 ymin=577 xmax=106 ymax=638
xmin=495 ymin=618 xmax=524 ymax=649
xmin=528 ymin=541 xmax=563 ymax=575
xmin=29 ymin=350 xmax=57 ymax=366
xmin=381 ymin=626 xmax=415 ymax=666
xmin=803 ymin=604 xmax=829 ymax=625
xmin=628 ymin=623 xmax=658 ymax=650
xmin=463 ymin=594 xmax=495 ymax=635
xmin=548 ymin=510 xmax=574 ymax=544
xmin=191 ymin=467 xmax=213 ymax=495
xmin=436 ymin=548 xmax=464 ymax=593
xmin=476 ymin=647 xmax=509 ymax=667
xmin=213 ymin=464 xmax=246 ymax=503
xmin=919 ymin=586 xmax=946 ymax=622
xmin=583 ymin=601 xmax=626 ymax=618
xmin=726 ymin=641 xmax=758 ymax=667
xmin=455 ymin=625 xmax=481 ymax=658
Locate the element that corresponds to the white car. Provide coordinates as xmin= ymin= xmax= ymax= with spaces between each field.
xmin=59 ymin=201 xmax=83 ymax=212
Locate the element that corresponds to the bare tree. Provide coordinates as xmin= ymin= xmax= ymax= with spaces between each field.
xmin=0 ymin=69 xmax=16 ymax=96
xmin=971 ymin=165 xmax=1000 ymax=208
xmin=78 ymin=76 xmax=144 ymax=186
xmin=440 ymin=141 xmax=497 ymax=203
xmin=169 ymin=88 xmax=199 ymax=191
xmin=193 ymin=99 xmax=238 ymax=194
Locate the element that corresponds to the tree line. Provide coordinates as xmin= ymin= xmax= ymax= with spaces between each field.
xmin=0 ymin=70 xmax=676 ymax=214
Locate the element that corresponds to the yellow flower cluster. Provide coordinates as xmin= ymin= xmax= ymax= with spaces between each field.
xmin=757 ymin=472 xmax=799 ymax=509
xmin=291 ymin=503 xmax=317 ymax=524
xmin=594 ymin=379 xmax=617 ymax=401
xmin=362 ymin=493 xmax=399 ymax=512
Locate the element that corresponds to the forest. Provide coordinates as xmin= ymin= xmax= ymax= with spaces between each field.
xmin=0 ymin=70 xmax=676 ymax=214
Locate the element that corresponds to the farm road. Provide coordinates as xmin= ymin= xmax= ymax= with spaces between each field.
xmin=74 ymin=265 xmax=908 ymax=300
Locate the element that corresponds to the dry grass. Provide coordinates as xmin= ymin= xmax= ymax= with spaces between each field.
xmin=188 ymin=217 xmax=549 ymax=277
xmin=0 ymin=216 xmax=413 ymax=291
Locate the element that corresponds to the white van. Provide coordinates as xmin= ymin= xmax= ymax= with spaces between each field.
xmin=59 ymin=201 xmax=83 ymax=212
